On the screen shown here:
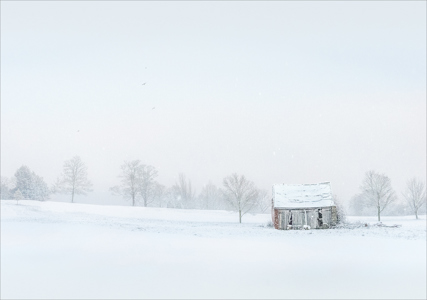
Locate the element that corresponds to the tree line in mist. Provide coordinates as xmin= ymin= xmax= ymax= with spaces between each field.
xmin=0 ymin=156 xmax=270 ymax=223
xmin=1 ymin=156 xmax=426 ymax=222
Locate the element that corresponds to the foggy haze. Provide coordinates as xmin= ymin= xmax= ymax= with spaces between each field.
xmin=1 ymin=1 xmax=426 ymax=205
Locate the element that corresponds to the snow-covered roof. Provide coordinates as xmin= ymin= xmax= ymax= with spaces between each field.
xmin=273 ymin=182 xmax=334 ymax=208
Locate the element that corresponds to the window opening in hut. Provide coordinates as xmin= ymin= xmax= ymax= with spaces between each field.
xmin=317 ymin=209 xmax=323 ymax=227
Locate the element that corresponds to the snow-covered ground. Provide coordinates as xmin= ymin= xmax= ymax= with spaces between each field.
xmin=1 ymin=200 xmax=426 ymax=299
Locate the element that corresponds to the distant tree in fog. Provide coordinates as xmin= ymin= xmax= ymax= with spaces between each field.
xmin=348 ymin=193 xmax=372 ymax=216
xmin=198 ymin=182 xmax=221 ymax=210
xmin=32 ymin=174 xmax=51 ymax=201
xmin=152 ymin=182 xmax=166 ymax=207
xmin=110 ymin=160 xmax=142 ymax=206
xmin=359 ymin=170 xmax=396 ymax=221
xmin=1 ymin=176 xmax=15 ymax=200
xmin=164 ymin=187 xmax=178 ymax=208
xmin=255 ymin=189 xmax=271 ymax=213
xmin=384 ymin=198 xmax=410 ymax=216
xmin=110 ymin=161 xmax=161 ymax=207
xmin=14 ymin=166 xmax=33 ymax=199
xmin=13 ymin=166 xmax=50 ymax=201
xmin=171 ymin=173 xmax=195 ymax=209
xmin=402 ymin=178 xmax=426 ymax=219
xmin=332 ymin=194 xmax=346 ymax=223
xmin=138 ymin=165 xmax=159 ymax=207
xmin=14 ymin=189 xmax=23 ymax=204
xmin=222 ymin=173 xmax=259 ymax=223
xmin=54 ymin=156 xmax=93 ymax=203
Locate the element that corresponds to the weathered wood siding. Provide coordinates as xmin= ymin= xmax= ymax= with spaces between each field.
xmin=273 ymin=206 xmax=337 ymax=230
xmin=273 ymin=208 xmax=280 ymax=229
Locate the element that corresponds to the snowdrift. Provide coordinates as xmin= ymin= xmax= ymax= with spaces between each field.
xmin=1 ymin=200 xmax=426 ymax=299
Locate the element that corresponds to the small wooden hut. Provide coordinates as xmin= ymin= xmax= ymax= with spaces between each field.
xmin=272 ymin=182 xmax=337 ymax=230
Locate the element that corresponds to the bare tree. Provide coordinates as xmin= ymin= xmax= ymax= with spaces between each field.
xmin=402 ymin=178 xmax=426 ymax=219
xmin=172 ymin=173 xmax=195 ymax=209
xmin=360 ymin=170 xmax=396 ymax=221
xmin=110 ymin=160 xmax=142 ymax=206
xmin=54 ymin=156 xmax=93 ymax=203
xmin=138 ymin=165 xmax=159 ymax=207
xmin=222 ymin=173 xmax=259 ymax=223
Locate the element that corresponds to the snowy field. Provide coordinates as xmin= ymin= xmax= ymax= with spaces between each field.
xmin=1 ymin=200 xmax=426 ymax=299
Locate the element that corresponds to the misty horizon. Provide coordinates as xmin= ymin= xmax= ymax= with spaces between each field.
xmin=1 ymin=1 xmax=426 ymax=206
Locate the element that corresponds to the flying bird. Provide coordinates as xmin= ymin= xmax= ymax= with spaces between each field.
xmin=142 ymin=82 xmax=146 ymax=85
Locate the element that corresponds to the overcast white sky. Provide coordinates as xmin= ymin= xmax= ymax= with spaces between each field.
xmin=1 ymin=1 xmax=426 ymax=204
